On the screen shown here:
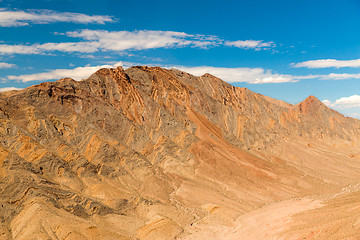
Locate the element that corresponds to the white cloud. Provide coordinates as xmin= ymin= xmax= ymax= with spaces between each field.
xmin=5 ymin=60 xmax=360 ymax=85
xmin=174 ymin=66 xmax=295 ymax=84
xmin=291 ymin=73 xmax=360 ymax=81
xmin=67 ymin=30 xmax=191 ymax=50
xmin=7 ymin=65 xmax=112 ymax=82
xmin=4 ymin=61 xmax=295 ymax=84
xmin=0 ymin=44 xmax=40 ymax=54
xmin=320 ymin=73 xmax=360 ymax=80
xmin=225 ymin=40 xmax=275 ymax=50
xmin=65 ymin=30 xmax=222 ymax=51
xmin=322 ymin=95 xmax=360 ymax=109
xmin=0 ymin=42 xmax=100 ymax=54
xmin=0 ymin=30 xmax=217 ymax=54
xmin=5 ymin=61 xmax=133 ymax=82
xmin=0 ymin=29 xmax=275 ymax=54
xmin=0 ymin=87 xmax=22 ymax=92
xmin=322 ymin=99 xmax=332 ymax=106
xmin=38 ymin=42 xmax=100 ymax=53
xmin=0 ymin=9 xmax=114 ymax=27
xmin=0 ymin=62 xmax=15 ymax=68
xmin=293 ymin=59 xmax=360 ymax=68
xmin=348 ymin=112 xmax=360 ymax=118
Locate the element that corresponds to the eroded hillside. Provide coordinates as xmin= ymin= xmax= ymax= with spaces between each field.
xmin=0 ymin=66 xmax=360 ymax=239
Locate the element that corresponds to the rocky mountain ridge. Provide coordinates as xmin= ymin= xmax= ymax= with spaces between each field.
xmin=0 ymin=66 xmax=360 ymax=239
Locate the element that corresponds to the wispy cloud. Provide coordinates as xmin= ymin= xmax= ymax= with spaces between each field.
xmin=173 ymin=66 xmax=360 ymax=83
xmin=174 ymin=66 xmax=295 ymax=84
xmin=65 ymin=29 xmax=215 ymax=51
xmin=0 ymin=87 xmax=22 ymax=92
xmin=0 ymin=42 xmax=100 ymax=54
xmin=6 ymin=60 xmax=360 ymax=84
xmin=348 ymin=112 xmax=360 ymax=119
xmin=0 ymin=29 xmax=275 ymax=55
xmin=295 ymin=73 xmax=360 ymax=80
xmin=0 ymin=30 xmax=220 ymax=55
xmin=0 ymin=62 xmax=15 ymax=68
xmin=283 ymin=71 xmax=360 ymax=81
xmin=225 ymin=40 xmax=275 ymax=50
xmin=5 ymin=61 xmax=294 ymax=84
xmin=5 ymin=61 xmax=133 ymax=82
xmin=320 ymin=73 xmax=360 ymax=80
xmin=293 ymin=59 xmax=360 ymax=68
xmin=322 ymin=95 xmax=360 ymax=108
xmin=0 ymin=9 xmax=114 ymax=27
xmin=68 ymin=30 xmax=275 ymax=51
xmin=0 ymin=44 xmax=41 ymax=54
xmin=321 ymin=99 xmax=332 ymax=106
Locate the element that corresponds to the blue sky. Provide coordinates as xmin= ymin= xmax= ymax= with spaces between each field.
xmin=1 ymin=0 xmax=360 ymax=118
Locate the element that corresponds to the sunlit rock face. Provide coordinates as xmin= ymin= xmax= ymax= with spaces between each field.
xmin=1 ymin=66 xmax=360 ymax=239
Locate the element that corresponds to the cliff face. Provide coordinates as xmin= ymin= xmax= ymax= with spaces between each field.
xmin=1 ymin=66 xmax=360 ymax=239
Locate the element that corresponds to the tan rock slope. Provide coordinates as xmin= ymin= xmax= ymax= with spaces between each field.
xmin=1 ymin=66 xmax=360 ymax=239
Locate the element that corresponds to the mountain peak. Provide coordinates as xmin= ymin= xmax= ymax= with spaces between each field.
xmin=201 ymin=73 xmax=217 ymax=78
xmin=304 ymin=95 xmax=322 ymax=103
xmin=295 ymin=95 xmax=327 ymax=114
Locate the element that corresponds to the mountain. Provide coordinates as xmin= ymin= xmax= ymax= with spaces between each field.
xmin=1 ymin=66 xmax=360 ymax=239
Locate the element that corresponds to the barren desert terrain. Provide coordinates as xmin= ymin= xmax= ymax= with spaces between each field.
xmin=0 ymin=66 xmax=360 ymax=239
